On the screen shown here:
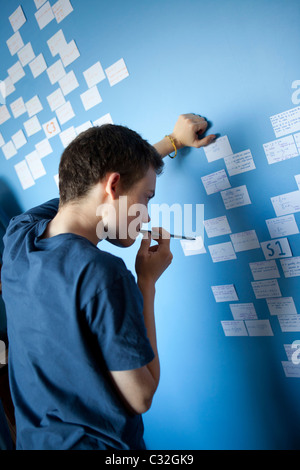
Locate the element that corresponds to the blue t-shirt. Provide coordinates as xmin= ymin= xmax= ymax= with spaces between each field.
xmin=1 ymin=199 xmax=154 ymax=450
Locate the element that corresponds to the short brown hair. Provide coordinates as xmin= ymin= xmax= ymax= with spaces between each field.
xmin=58 ymin=124 xmax=164 ymax=206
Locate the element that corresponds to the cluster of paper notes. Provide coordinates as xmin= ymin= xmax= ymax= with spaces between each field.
xmin=1 ymin=2 xmax=130 ymax=191
xmin=178 ymin=119 xmax=300 ymax=368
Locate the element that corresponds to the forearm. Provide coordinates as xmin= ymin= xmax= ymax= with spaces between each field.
xmin=137 ymin=280 xmax=160 ymax=386
xmin=153 ymin=134 xmax=181 ymax=159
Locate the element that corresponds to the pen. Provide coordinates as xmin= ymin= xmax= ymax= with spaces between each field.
xmin=140 ymin=229 xmax=196 ymax=241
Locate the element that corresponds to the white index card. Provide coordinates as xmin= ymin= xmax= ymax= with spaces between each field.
xmin=203 ymin=135 xmax=233 ymax=162
xmin=42 ymin=117 xmax=61 ymax=138
xmin=280 ymin=257 xmax=300 ymax=278
xmin=208 ymin=241 xmax=236 ymax=263
xmin=46 ymin=59 xmax=66 ymax=84
xmin=270 ymin=106 xmax=300 ymax=138
xmin=282 ymin=361 xmax=300 ymax=378
xmin=55 ymin=101 xmax=75 ymax=125
xmin=266 ymin=297 xmax=297 ymax=316
xmin=24 ymin=116 xmax=42 ymax=137
xmin=12 ymin=129 xmax=27 ymax=149
xmin=83 ymin=61 xmax=106 ymax=88
xmin=180 ymin=236 xmax=206 ymax=256
xmin=0 ymin=340 xmax=7 ymax=364
xmin=58 ymin=70 xmax=79 ymax=96
xmin=204 ymin=215 xmax=231 ymax=238
xmin=29 ymin=53 xmax=47 ymax=78
xmin=230 ymin=230 xmax=260 ymax=252
xmin=221 ymin=321 xmax=248 ymax=337
xmin=0 ymin=106 xmax=11 ymax=125
xmin=211 ymin=284 xmax=238 ymax=303
xmin=9 ymin=6 xmax=26 ymax=32
xmin=35 ymin=1 xmax=55 ymax=29
xmin=17 ymin=43 xmax=35 ymax=67
xmin=266 ymin=214 xmax=299 ymax=238
xmin=0 ymin=133 xmax=4 ymax=147
xmin=201 ymin=169 xmax=231 ymax=195
xmin=6 ymin=31 xmax=24 ymax=55
xmin=25 ymin=151 xmax=46 ymax=179
xmin=249 ymin=260 xmax=280 ymax=281
xmin=10 ymin=96 xmax=26 ymax=118
xmin=221 ymin=185 xmax=251 ymax=210
xmin=35 ymin=138 xmax=53 ymax=158
xmin=47 ymin=88 xmax=66 ymax=112
xmin=93 ymin=113 xmax=113 ymax=126
xmin=75 ymin=121 xmax=93 ymax=134
xmin=59 ymin=126 xmax=76 ymax=147
xmin=2 ymin=141 xmax=17 ymax=160
xmin=105 ymin=58 xmax=129 ymax=87
xmin=2 ymin=76 xmax=15 ymax=98
xmin=261 ymin=237 xmax=292 ymax=260
xmin=263 ymin=135 xmax=298 ymax=164
xmin=295 ymin=174 xmax=300 ymax=190
xmin=52 ymin=0 xmax=74 ymax=23
xmin=245 ymin=320 xmax=274 ymax=337
xmin=47 ymin=29 xmax=67 ymax=56
xmin=230 ymin=303 xmax=257 ymax=320
xmin=80 ymin=86 xmax=102 ymax=111
xmin=251 ymin=279 xmax=281 ymax=299
xmin=25 ymin=95 xmax=43 ymax=117
xmin=15 ymin=160 xmax=35 ymax=190
xmin=60 ymin=40 xmax=80 ymax=67
xmin=271 ymin=190 xmax=300 ymax=217
xmin=224 ymin=149 xmax=256 ymax=176
xmin=278 ymin=314 xmax=300 ymax=332
xmin=34 ymin=0 xmax=47 ymax=9
xmin=8 ymin=61 xmax=25 ymax=84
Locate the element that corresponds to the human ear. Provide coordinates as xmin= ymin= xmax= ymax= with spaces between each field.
xmin=105 ymin=172 xmax=121 ymax=200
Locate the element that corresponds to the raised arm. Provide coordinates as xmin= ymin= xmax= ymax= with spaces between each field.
xmin=153 ymin=113 xmax=217 ymax=158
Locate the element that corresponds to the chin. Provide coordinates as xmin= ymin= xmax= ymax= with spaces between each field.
xmin=107 ymin=237 xmax=136 ymax=248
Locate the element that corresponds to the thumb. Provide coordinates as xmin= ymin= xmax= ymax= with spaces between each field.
xmin=138 ymin=231 xmax=151 ymax=252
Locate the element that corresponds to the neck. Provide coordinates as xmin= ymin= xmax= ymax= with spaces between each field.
xmin=43 ymin=200 xmax=100 ymax=245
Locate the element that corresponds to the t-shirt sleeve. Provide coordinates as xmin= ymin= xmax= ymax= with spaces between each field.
xmin=84 ymin=271 xmax=155 ymax=371
xmin=25 ymin=198 xmax=59 ymax=220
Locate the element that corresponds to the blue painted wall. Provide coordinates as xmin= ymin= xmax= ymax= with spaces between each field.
xmin=1 ymin=0 xmax=300 ymax=450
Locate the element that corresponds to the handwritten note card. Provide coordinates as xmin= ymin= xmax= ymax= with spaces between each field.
xmin=221 ymin=185 xmax=251 ymax=210
xmin=263 ymin=135 xmax=298 ymax=164
xmin=230 ymin=230 xmax=260 ymax=252
xmin=221 ymin=321 xmax=248 ymax=336
xmin=251 ymin=279 xmax=281 ymax=299
xmin=271 ymin=190 xmax=300 ymax=217
xmin=266 ymin=214 xmax=299 ymax=238
xmin=245 ymin=319 xmax=273 ymax=336
xmin=266 ymin=297 xmax=297 ymax=315
xmin=208 ymin=241 xmax=236 ymax=263
xmin=224 ymin=149 xmax=256 ymax=176
xmin=201 ymin=169 xmax=231 ymax=195
xmin=204 ymin=215 xmax=232 ymax=238
xmin=211 ymin=284 xmax=238 ymax=302
xmin=270 ymin=106 xmax=300 ymax=138
xmin=249 ymin=260 xmax=280 ymax=281
xmin=280 ymin=257 xmax=300 ymax=278
xmin=230 ymin=303 xmax=257 ymax=320
xmin=278 ymin=314 xmax=300 ymax=332
xmin=203 ymin=135 xmax=233 ymax=162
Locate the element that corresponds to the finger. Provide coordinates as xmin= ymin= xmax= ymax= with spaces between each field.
xmin=151 ymin=227 xmax=171 ymax=247
xmin=138 ymin=231 xmax=152 ymax=251
xmin=194 ymin=134 xmax=217 ymax=148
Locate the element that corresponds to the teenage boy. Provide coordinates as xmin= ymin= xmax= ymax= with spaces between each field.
xmin=2 ymin=114 xmax=215 ymax=450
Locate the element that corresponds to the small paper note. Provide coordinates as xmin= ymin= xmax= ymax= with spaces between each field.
xmin=29 ymin=53 xmax=47 ymax=78
xmin=249 ymin=260 xmax=280 ymax=281
xmin=201 ymin=169 xmax=231 ymax=195
xmin=42 ymin=117 xmax=61 ymax=138
xmin=80 ymin=86 xmax=102 ymax=111
xmin=25 ymin=150 xmax=46 ymax=179
xmin=278 ymin=314 xmax=300 ymax=332
xmin=25 ymin=95 xmax=43 ymax=117
xmin=230 ymin=303 xmax=257 ymax=320
xmin=23 ymin=115 xmax=42 ymax=137
xmin=93 ymin=113 xmax=113 ymax=126
xmin=221 ymin=185 xmax=251 ymax=210
xmin=47 ymin=29 xmax=67 ymax=56
xmin=60 ymin=40 xmax=80 ymax=67
xmin=14 ymin=160 xmax=35 ymax=189
xmin=2 ymin=141 xmax=17 ymax=160
xmin=211 ymin=284 xmax=238 ymax=302
xmin=10 ymin=96 xmax=26 ymax=118
xmin=47 ymin=59 xmax=66 ymax=84
xmin=47 ymin=88 xmax=66 ymax=112
xmin=221 ymin=321 xmax=248 ymax=336
xmin=282 ymin=361 xmax=300 ymax=378
xmin=17 ymin=43 xmax=35 ymax=67
xmin=266 ymin=214 xmax=299 ymax=238
xmin=245 ymin=319 xmax=274 ymax=337
xmin=8 ymin=60 xmax=25 ymax=84
xmin=83 ymin=61 xmax=106 ymax=88
xmin=261 ymin=237 xmax=292 ymax=260
xmin=52 ymin=0 xmax=73 ymax=23
xmin=9 ymin=6 xmax=26 ymax=32
xmin=7 ymin=31 xmax=24 ymax=55
xmin=59 ymin=125 xmax=76 ymax=147
xmin=203 ymin=135 xmax=233 ymax=162
xmin=12 ymin=129 xmax=27 ymax=149
xmin=204 ymin=215 xmax=231 ymax=238
xmin=266 ymin=297 xmax=297 ymax=315
xmin=0 ymin=105 xmax=11 ymax=125
xmin=180 ymin=236 xmax=206 ymax=256
xmin=35 ymin=1 xmax=55 ymax=30
xmin=271 ymin=190 xmax=300 ymax=217
xmin=55 ymin=101 xmax=75 ymax=125
xmin=105 ymin=58 xmax=129 ymax=86
xmin=224 ymin=149 xmax=256 ymax=176
xmin=230 ymin=230 xmax=260 ymax=252
xmin=280 ymin=257 xmax=300 ymax=278
xmin=251 ymin=279 xmax=281 ymax=299
xmin=270 ymin=106 xmax=300 ymax=138
xmin=58 ymin=70 xmax=79 ymax=95
xmin=263 ymin=135 xmax=298 ymax=164
xmin=35 ymin=138 xmax=53 ymax=158
xmin=208 ymin=241 xmax=236 ymax=263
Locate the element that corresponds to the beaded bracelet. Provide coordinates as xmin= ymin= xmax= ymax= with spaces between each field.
xmin=165 ymin=135 xmax=177 ymax=159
